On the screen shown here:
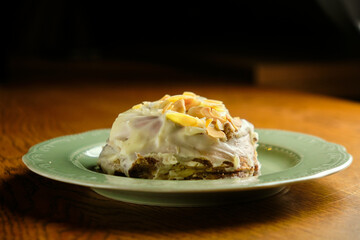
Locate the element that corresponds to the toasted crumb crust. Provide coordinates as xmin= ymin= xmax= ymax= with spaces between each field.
xmin=108 ymin=155 xmax=260 ymax=180
xmin=128 ymin=157 xmax=159 ymax=179
xmin=98 ymin=143 xmax=259 ymax=180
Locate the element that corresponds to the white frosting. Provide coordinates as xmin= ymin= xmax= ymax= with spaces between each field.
xmin=98 ymin=100 xmax=259 ymax=177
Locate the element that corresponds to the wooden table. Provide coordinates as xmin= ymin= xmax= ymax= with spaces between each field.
xmin=1 ymin=85 xmax=360 ymax=240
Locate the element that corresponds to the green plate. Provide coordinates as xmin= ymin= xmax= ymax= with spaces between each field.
xmin=22 ymin=129 xmax=352 ymax=207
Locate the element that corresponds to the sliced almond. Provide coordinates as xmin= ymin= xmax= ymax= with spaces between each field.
xmin=232 ymin=117 xmax=242 ymax=127
xmin=166 ymin=95 xmax=186 ymax=102
xmin=206 ymin=125 xmax=226 ymax=140
xmin=226 ymin=114 xmax=238 ymax=131
xmin=209 ymin=108 xmax=227 ymax=123
xmin=183 ymin=91 xmax=197 ymax=97
xmin=210 ymin=108 xmax=221 ymax=118
xmin=162 ymin=102 xmax=174 ymax=113
xmin=200 ymin=103 xmax=218 ymax=108
xmin=132 ymin=103 xmax=143 ymax=110
xmin=187 ymin=106 xmax=204 ymax=118
xmin=160 ymin=94 xmax=170 ymax=101
xmin=211 ymin=105 xmax=226 ymax=112
xmin=187 ymin=106 xmax=227 ymax=123
xmin=204 ymin=99 xmax=223 ymax=105
xmin=215 ymin=119 xmax=224 ymax=131
xmin=200 ymin=107 xmax=213 ymax=119
xmin=184 ymin=98 xmax=201 ymax=110
xmin=172 ymin=99 xmax=186 ymax=113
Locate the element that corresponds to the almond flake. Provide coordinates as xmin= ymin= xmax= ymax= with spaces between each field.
xmin=215 ymin=119 xmax=224 ymax=131
xmin=226 ymin=114 xmax=238 ymax=131
xmin=184 ymin=98 xmax=201 ymax=110
xmin=160 ymin=94 xmax=170 ymax=101
xmin=132 ymin=104 xmax=143 ymax=110
xmin=172 ymin=99 xmax=186 ymax=113
xmin=187 ymin=106 xmax=205 ymax=118
xmin=166 ymin=95 xmax=186 ymax=102
xmin=204 ymin=99 xmax=223 ymax=105
xmin=210 ymin=108 xmax=221 ymax=118
xmin=210 ymin=109 xmax=227 ymax=123
xmin=211 ymin=105 xmax=226 ymax=112
xmin=232 ymin=117 xmax=242 ymax=127
xmin=183 ymin=91 xmax=197 ymax=97
xmin=206 ymin=125 xmax=226 ymax=140
xmin=200 ymin=107 xmax=213 ymax=119
xmin=162 ymin=102 xmax=174 ymax=113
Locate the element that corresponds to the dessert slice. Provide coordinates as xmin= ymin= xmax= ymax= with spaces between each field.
xmin=98 ymin=92 xmax=260 ymax=180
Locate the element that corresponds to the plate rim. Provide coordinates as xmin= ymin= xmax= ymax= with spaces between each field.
xmin=22 ymin=128 xmax=353 ymax=193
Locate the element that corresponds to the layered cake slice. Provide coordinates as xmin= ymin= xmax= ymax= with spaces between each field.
xmin=98 ymin=92 xmax=260 ymax=180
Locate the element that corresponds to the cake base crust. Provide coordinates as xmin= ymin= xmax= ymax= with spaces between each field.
xmin=99 ymin=144 xmax=260 ymax=180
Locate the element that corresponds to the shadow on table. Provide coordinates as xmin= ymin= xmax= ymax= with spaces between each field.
xmin=1 ymin=171 xmax=341 ymax=233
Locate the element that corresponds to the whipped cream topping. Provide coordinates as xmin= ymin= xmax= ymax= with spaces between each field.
xmin=98 ymin=92 xmax=259 ymax=177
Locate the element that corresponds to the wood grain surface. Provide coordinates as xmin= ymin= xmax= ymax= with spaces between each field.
xmin=1 ymin=85 xmax=360 ymax=240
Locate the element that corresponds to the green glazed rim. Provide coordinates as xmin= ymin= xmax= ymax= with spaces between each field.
xmin=22 ymin=129 xmax=352 ymax=193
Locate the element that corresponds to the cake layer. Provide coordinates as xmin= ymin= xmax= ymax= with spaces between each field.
xmin=98 ymin=92 xmax=260 ymax=180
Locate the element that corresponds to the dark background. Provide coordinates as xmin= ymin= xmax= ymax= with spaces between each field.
xmin=4 ymin=0 xmax=360 ymax=99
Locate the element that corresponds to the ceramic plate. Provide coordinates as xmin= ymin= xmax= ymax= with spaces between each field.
xmin=23 ymin=129 xmax=352 ymax=207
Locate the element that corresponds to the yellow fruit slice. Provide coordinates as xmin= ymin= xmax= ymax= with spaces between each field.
xmin=166 ymin=112 xmax=202 ymax=127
